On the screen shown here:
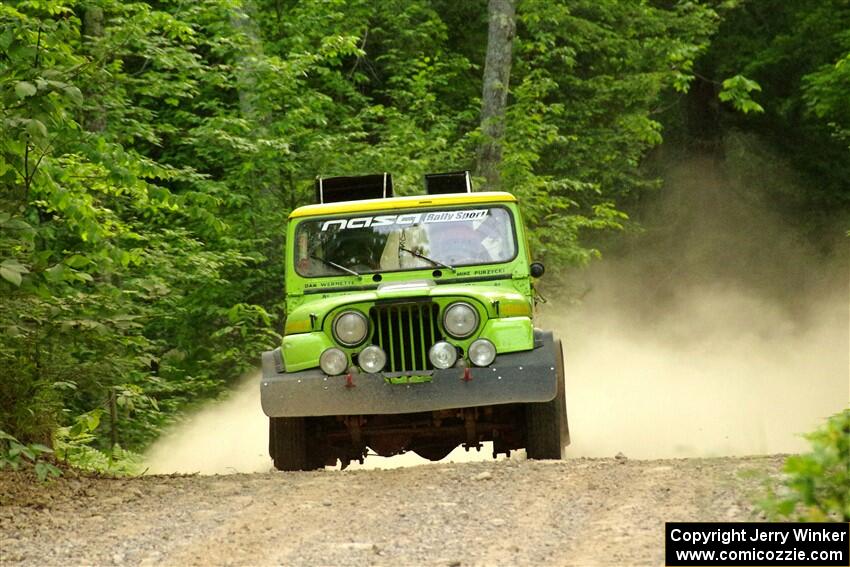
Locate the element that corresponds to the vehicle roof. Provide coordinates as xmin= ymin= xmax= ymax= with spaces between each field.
xmin=288 ymin=191 xmax=517 ymax=219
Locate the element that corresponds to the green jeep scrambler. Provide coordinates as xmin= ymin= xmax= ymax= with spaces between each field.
xmin=261 ymin=172 xmax=569 ymax=470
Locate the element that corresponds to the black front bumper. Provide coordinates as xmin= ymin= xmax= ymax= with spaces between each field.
xmin=260 ymin=331 xmax=559 ymax=417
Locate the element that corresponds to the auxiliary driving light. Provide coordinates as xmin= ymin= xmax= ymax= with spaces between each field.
xmin=358 ymin=345 xmax=387 ymax=373
xmin=442 ymin=302 xmax=479 ymax=338
xmin=333 ymin=310 xmax=368 ymax=346
xmin=468 ymin=338 xmax=496 ymax=367
xmin=429 ymin=341 xmax=458 ymax=369
xmin=320 ymin=347 xmax=348 ymax=375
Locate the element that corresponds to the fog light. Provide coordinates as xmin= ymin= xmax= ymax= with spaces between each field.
xmin=358 ymin=345 xmax=386 ymax=373
xmin=468 ymin=338 xmax=496 ymax=367
xmin=320 ymin=348 xmax=348 ymax=375
xmin=429 ymin=341 xmax=458 ymax=369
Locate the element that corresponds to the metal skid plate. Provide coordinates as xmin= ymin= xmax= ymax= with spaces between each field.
xmin=260 ymin=331 xmax=560 ymax=417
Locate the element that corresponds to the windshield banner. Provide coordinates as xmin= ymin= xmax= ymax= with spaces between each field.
xmin=321 ymin=209 xmax=488 ymax=231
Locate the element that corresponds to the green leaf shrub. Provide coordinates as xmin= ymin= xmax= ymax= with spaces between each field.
xmin=52 ymin=410 xmax=142 ymax=475
xmin=761 ymin=410 xmax=850 ymax=522
xmin=0 ymin=429 xmax=61 ymax=481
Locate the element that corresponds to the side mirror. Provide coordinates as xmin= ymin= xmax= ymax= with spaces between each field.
xmin=530 ymin=262 xmax=545 ymax=278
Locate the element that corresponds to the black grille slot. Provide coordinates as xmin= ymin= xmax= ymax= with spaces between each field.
xmin=370 ymin=302 xmax=441 ymax=372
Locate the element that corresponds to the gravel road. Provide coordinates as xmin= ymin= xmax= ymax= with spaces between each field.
xmin=0 ymin=455 xmax=784 ymax=566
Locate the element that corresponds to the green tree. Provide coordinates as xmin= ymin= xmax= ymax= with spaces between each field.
xmin=689 ymin=0 xmax=850 ymax=226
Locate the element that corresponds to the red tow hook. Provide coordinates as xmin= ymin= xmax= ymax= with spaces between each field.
xmin=462 ymin=367 xmax=472 ymax=382
xmin=344 ymin=372 xmax=355 ymax=388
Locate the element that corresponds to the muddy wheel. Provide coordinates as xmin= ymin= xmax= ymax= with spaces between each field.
xmin=525 ymin=339 xmax=570 ymax=459
xmin=269 ymin=417 xmax=323 ymax=471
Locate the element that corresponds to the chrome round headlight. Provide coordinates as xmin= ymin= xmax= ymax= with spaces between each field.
xmin=429 ymin=341 xmax=458 ymax=369
xmin=358 ymin=345 xmax=386 ymax=373
xmin=468 ymin=338 xmax=496 ymax=367
xmin=320 ymin=348 xmax=348 ymax=375
xmin=333 ymin=310 xmax=368 ymax=346
xmin=442 ymin=302 xmax=479 ymax=338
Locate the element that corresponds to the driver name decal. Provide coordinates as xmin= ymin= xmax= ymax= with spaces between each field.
xmin=321 ymin=209 xmax=487 ymax=231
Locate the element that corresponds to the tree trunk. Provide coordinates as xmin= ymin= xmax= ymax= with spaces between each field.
xmin=82 ymin=5 xmax=107 ymax=132
xmin=230 ymin=3 xmax=283 ymax=204
xmin=109 ymin=387 xmax=118 ymax=450
xmin=230 ymin=3 xmax=266 ymax=124
xmin=476 ymin=0 xmax=516 ymax=191
xmin=83 ymin=5 xmax=104 ymax=37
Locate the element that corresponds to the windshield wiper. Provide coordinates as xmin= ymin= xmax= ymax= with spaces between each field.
xmin=399 ymin=246 xmax=454 ymax=271
xmin=310 ymin=255 xmax=359 ymax=276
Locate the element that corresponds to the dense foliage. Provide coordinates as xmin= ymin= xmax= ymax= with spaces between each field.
xmin=761 ymin=410 xmax=850 ymax=522
xmin=0 ymin=0 xmax=846 ymax=468
xmin=684 ymin=0 xmax=850 ymax=226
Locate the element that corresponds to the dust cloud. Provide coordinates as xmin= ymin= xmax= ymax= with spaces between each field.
xmin=142 ymin=374 xmax=498 ymax=474
xmin=144 ymin=376 xmax=272 ymax=474
xmin=143 ymin=373 xmax=501 ymax=474
xmin=542 ymin=285 xmax=846 ymax=458
xmin=542 ymin=153 xmax=849 ymax=458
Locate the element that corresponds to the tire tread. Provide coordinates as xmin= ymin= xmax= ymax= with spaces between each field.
xmin=526 ymin=339 xmax=569 ymax=459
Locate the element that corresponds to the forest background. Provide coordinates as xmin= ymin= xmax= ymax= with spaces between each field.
xmin=1 ymin=0 xmax=848 ymax=471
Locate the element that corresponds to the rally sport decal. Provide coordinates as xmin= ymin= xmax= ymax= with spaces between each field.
xmin=321 ymin=209 xmax=487 ymax=231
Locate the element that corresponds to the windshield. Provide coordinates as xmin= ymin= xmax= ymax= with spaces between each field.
xmin=293 ymin=206 xmax=517 ymax=277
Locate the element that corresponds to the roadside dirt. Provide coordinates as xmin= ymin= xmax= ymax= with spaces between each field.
xmin=0 ymin=455 xmax=784 ymax=566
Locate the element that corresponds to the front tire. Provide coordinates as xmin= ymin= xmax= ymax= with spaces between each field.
xmin=269 ymin=417 xmax=322 ymax=471
xmin=525 ymin=339 xmax=570 ymax=459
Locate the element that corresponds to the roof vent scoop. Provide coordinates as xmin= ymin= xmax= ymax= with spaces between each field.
xmin=424 ymin=170 xmax=472 ymax=195
xmin=315 ymin=173 xmax=393 ymax=204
